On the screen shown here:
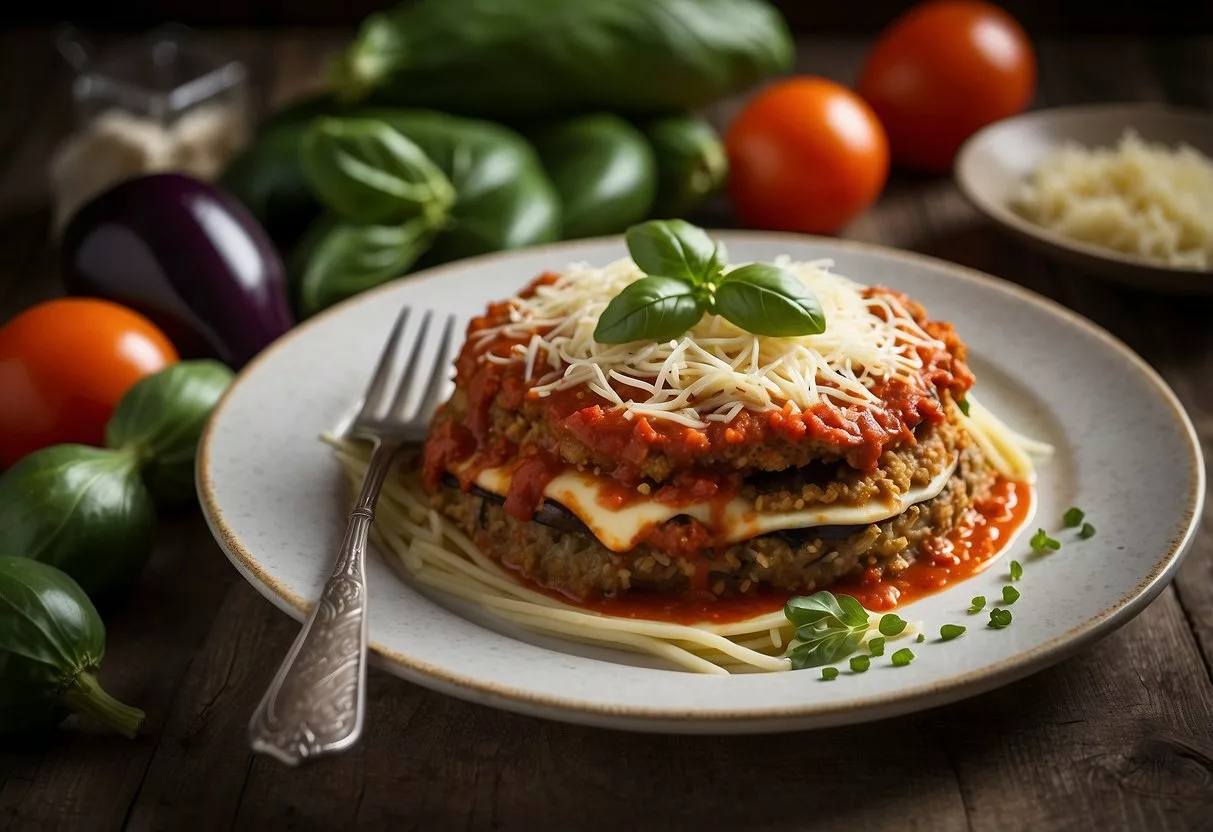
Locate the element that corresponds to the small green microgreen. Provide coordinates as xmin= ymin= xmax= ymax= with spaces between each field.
xmin=878 ymin=613 xmax=907 ymax=637
xmin=988 ymin=608 xmax=1013 ymax=629
xmin=940 ymin=624 xmax=966 ymax=641
xmin=1030 ymin=528 xmax=1061 ymax=552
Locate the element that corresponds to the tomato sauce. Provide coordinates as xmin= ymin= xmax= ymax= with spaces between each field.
xmin=491 ymin=477 xmax=1033 ymax=625
xmin=828 ymin=477 xmax=1032 ymax=612
xmin=437 ymin=276 xmax=976 ymax=499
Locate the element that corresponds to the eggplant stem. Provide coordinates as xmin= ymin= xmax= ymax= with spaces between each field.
xmin=61 ymin=672 xmax=145 ymax=738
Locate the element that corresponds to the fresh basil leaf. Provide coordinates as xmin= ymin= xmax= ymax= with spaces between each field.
xmin=788 ymin=627 xmax=866 ymax=670
xmin=713 ymin=263 xmax=826 ymax=337
xmin=295 ymin=217 xmax=437 ymax=319
xmin=834 ymin=594 xmax=870 ymax=629
xmin=785 ymin=591 xmax=865 ymax=630
xmin=302 ymin=117 xmax=456 ymax=225
xmin=593 ymin=276 xmax=705 ymax=344
xmin=625 ymin=220 xmax=724 ymax=285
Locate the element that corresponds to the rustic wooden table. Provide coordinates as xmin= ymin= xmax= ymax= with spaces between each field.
xmin=1 ymin=28 xmax=1211 ymax=832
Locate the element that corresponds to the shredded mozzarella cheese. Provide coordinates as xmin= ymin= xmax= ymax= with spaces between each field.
xmin=472 ymin=257 xmax=944 ymax=428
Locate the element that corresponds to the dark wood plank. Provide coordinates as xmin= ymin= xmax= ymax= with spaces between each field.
xmin=116 ymin=585 xmax=1213 ymax=831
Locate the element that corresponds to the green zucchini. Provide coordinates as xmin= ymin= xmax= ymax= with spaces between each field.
xmin=223 ymin=106 xmax=561 ymax=269
xmin=219 ymin=121 xmax=322 ymax=244
xmin=357 ymin=110 xmax=562 ymax=263
xmin=330 ymin=0 xmax=793 ymax=119
xmin=641 ymin=115 xmax=729 ymax=218
xmin=531 ymin=114 xmax=656 ymax=240
xmin=0 ymin=557 xmax=144 ymax=737
xmin=290 ymin=214 xmax=437 ymax=319
xmin=0 ymin=445 xmax=156 ymax=598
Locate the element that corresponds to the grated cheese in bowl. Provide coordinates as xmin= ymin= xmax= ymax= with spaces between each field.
xmin=1013 ymin=130 xmax=1213 ymax=270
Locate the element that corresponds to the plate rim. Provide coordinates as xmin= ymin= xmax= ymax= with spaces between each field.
xmin=198 ymin=231 xmax=1205 ymax=727
xmin=955 ymin=102 xmax=1213 ymax=278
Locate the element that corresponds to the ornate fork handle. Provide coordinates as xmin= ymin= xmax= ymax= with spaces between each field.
xmin=248 ymin=438 xmax=401 ymax=766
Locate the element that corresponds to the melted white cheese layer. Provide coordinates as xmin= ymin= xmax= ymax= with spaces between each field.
xmin=467 ymin=458 xmax=958 ymax=553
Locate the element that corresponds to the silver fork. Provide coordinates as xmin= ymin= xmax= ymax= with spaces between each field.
xmin=248 ymin=307 xmax=457 ymax=766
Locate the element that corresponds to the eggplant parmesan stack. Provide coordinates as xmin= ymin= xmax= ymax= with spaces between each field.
xmin=421 ymin=258 xmax=996 ymax=602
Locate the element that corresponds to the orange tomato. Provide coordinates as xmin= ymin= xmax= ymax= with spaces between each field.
xmin=726 ymin=77 xmax=889 ymax=235
xmin=0 ymin=298 xmax=179 ymax=468
xmin=857 ymin=0 xmax=1036 ymax=173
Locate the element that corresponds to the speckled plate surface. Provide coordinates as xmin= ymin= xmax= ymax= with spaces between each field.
xmin=198 ymin=233 xmax=1204 ymax=734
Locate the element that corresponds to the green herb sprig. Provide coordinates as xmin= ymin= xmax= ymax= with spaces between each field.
xmin=594 ymin=220 xmax=826 ymax=343
xmin=1030 ymin=528 xmax=1061 ymax=553
xmin=784 ymin=592 xmax=871 ymax=669
xmin=988 ymin=608 xmax=1013 ymax=629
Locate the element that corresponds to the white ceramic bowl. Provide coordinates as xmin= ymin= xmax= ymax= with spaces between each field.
xmin=956 ymin=104 xmax=1213 ymax=294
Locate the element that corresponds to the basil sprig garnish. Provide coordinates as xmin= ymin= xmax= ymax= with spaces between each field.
xmin=593 ymin=220 xmax=826 ymax=343
xmin=784 ymin=591 xmax=869 ymax=669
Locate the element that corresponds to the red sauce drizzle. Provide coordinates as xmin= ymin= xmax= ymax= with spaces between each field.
xmin=832 ymin=478 xmax=1033 ymax=612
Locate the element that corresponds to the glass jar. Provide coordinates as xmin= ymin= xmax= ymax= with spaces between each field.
xmin=50 ymin=24 xmax=251 ymax=229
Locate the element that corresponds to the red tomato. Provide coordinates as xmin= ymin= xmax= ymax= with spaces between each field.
xmin=0 ymin=298 xmax=179 ymax=468
xmin=726 ymin=77 xmax=889 ymax=235
xmin=857 ymin=0 xmax=1036 ymax=172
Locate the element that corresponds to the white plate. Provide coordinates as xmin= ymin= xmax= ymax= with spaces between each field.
xmin=198 ymin=233 xmax=1204 ymax=734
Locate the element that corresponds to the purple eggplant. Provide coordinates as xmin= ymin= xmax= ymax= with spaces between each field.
xmin=62 ymin=173 xmax=294 ymax=368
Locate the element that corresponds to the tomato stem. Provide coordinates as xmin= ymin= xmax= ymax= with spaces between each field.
xmin=61 ymin=671 xmax=145 ymax=738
